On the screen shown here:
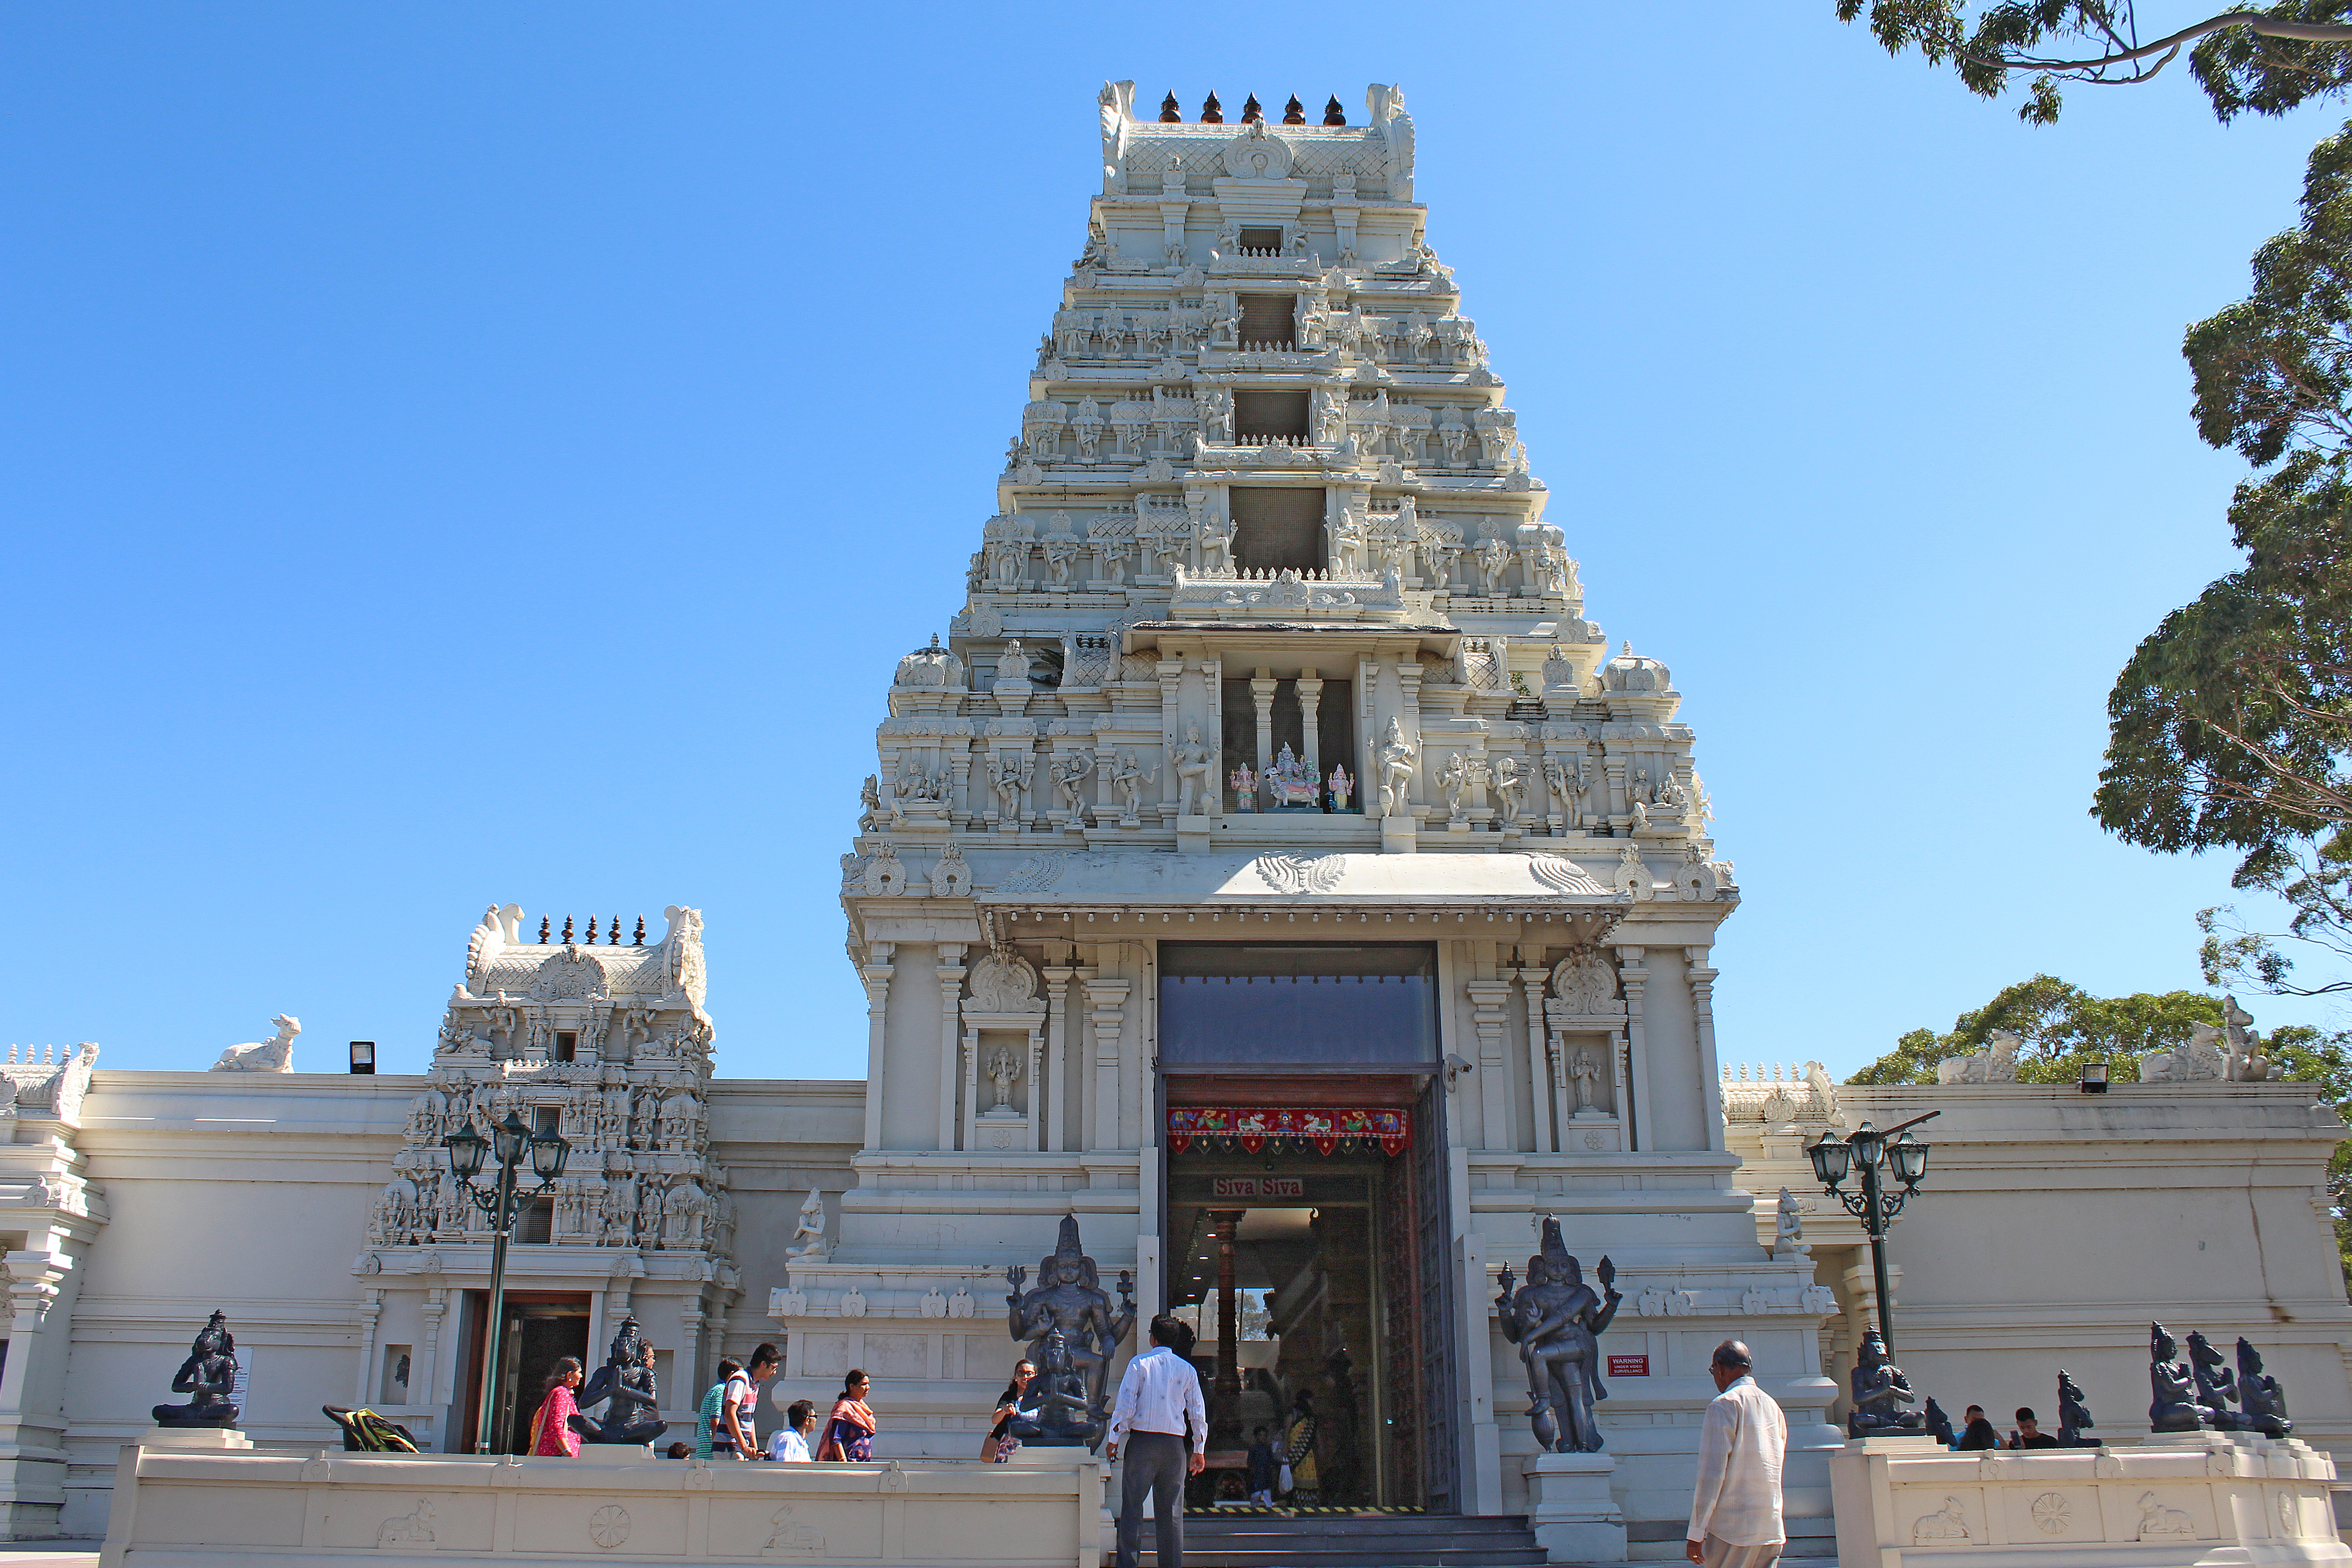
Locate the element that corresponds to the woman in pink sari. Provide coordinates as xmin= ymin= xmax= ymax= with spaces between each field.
xmin=529 ymin=1358 xmax=585 ymax=1456
xmin=816 ymin=1370 xmax=876 ymax=1461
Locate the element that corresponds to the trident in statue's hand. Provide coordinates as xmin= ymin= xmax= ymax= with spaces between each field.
xmin=1006 ymin=1263 xmax=1027 ymax=1306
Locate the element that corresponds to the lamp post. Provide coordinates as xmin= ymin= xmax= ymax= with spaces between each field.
xmin=445 ymin=1109 xmax=570 ymax=1454
xmin=1805 ymin=1109 xmax=1938 ymax=1356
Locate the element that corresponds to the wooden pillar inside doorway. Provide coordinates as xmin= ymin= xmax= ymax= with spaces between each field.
xmin=1212 ymin=1208 xmax=1244 ymax=1402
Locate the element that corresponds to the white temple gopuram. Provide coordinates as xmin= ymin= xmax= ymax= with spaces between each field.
xmin=10 ymin=84 xmax=2352 ymax=1564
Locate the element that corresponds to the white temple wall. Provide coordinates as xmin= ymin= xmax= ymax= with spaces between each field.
xmin=1636 ymin=946 xmax=1708 ymax=1154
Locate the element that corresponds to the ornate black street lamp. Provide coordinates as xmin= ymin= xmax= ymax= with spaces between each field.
xmin=1805 ymin=1108 xmax=1939 ymax=1355
xmin=444 ymin=1109 xmax=569 ymax=1454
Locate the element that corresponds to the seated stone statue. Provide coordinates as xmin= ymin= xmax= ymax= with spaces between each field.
xmin=1008 ymin=1330 xmax=1104 ymax=1450
xmin=2235 ymin=1337 xmax=2293 ymax=1440
xmin=154 ymin=1310 xmax=241 ymax=1428
xmin=570 ymin=1315 xmax=668 ymax=1446
xmin=2057 ymin=1368 xmax=2098 ymax=1446
xmin=2148 ymin=1322 xmax=2217 ymax=1433
xmin=1847 ymin=1328 xmax=1922 ymax=1438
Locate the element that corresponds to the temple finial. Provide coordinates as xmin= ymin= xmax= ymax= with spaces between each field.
xmin=1201 ymin=91 xmax=1223 ymax=125
xmin=1241 ymin=93 xmax=1262 ymax=124
xmin=1323 ymin=95 xmax=1347 ymax=126
xmin=1283 ymin=95 xmax=1305 ymax=125
xmin=1159 ymin=90 xmax=1181 ymax=123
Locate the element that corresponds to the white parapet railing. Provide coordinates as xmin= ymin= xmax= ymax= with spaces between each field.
xmin=1828 ymin=1431 xmax=2345 ymax=1568
xmin=100 ymin=1432 xmax=1108 ymax=1568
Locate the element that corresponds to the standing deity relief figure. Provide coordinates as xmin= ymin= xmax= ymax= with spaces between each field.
xmin=1050 ymin=752 xmax=1096 ymax=819
xmin=1108 ymin=751 xmax=1157 ymax=823
xmin=1491 ymin=755 xmax=1528 ymax=826
xmin=1331 ymin=508 xmax=1367 ymax=575
xmin=1327 ymin=762 xmax=1353 ymax=810
xmin=1375 ymin=719 xmax=1418 ymax=820
xmin=988 ymin=752 xmax=1034 ymax=824
xmin=1173 ymin=724 xmax=1218 ymax=818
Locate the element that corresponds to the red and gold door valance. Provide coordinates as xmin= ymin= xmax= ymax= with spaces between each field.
xmin=1166 ymin=1106 xmax=1411 ymax=1157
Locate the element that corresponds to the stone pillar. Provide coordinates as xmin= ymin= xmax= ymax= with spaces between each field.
xmin=1684 ymin=946 xmax=1726 ymax=1154
xmin=1297 ymin=670 xmax=1323 ymax=782
xmin=677 ymin=1304 xmax=706 ymax=1399
xmin=1466 ymin=975 xmax=1514 ymax=1152
xmin=1251 ymin=671 xmax=1277 ymax=781
xmin=0 ymin=1252 xmax=67 ymax=1415
xmin=1615 ymin=946 xmax=1651 ymax=1153
xmin=355 ymin=1289 xmax=386 ymax=1406
xmin=1514 ymin=965 xmax=1553 ymax=1154
xmin=936 ymin=944 xmax=968 ymax=1153
xmin=1043 ymin=965 xmax=1074 ymax=1154
xmin=860 ymin=942 xmax=896 ymax=1152
xmin=1212 ymin=1209 xmax=1244 ymax=1403
xmin=1158 ymin=657 xmax=1185 ymax=815
xmin=1084 ymin=977 xmax=1131 ymax=1151
xmin=420 ymin=1288 xmax=449 ymax=1410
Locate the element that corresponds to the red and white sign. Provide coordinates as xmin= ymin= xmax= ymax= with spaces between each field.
xmin=1607 ymin=1354 xmax=1649 ymax=1378
xmin=1209 ymin=1177 xmax=1305 ymax=1200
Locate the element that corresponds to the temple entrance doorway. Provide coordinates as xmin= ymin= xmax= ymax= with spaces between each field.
xmin=1162 ymin=1077 xmax=1455 ymax=1513
xmin=453 ymin=1291 xmax=590 ymax=1454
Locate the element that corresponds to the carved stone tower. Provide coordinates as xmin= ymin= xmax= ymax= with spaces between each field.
xmin=800 ymin=81 xmax=1834 ymax=1535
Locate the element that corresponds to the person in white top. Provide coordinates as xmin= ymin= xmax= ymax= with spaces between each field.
xmin=1686 ymin=1340 xmax=1787 ymax=1568
xmin=1106 ymin=1314 xmax=1208 ymax=1568
xmin=769 ymin=1398 xmax=815 ymax=1462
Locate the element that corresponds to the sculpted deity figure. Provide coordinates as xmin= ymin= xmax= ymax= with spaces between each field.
xmin=1375 ymin=719 xmax=1418 ymax=819
xmin=1774 ymin=1187 xmax=1808 ymax=1256
xmin=985 ymin=1046 xmax=1020 ymax=1112
xmin=1230 ymin=762 xmax=1258 ymax=810
xmin=1476 ymin=536 xmax=1513 ymax=594
xmin=1109 ymin=751 xmax=1156 ymax=821
xmin=2224 ymin=995 xmax=2269 ymax=1080
xmin=786 ymin=1187 xmax=827 ymax=1264
xmin=1438 ymin=754 xmax=1473 ymax=821
xmin=153 ymin=1311 xmax=241 ymax=1428
xmin=1173 ymin=724 xmax=1218 ymax=818
xmin=1848 ymin=1327 xmax=1922 ymax=1437
xmin=989 ymin=752 xmax=1034 ymax=824
xmin=1044 ymin=533 xmax=1081 ymax=586
xmin=571 ymin=1315 xmax=668 ymax=1446
xmin=2187 ymin=1331 xmax=2243 ymax=1428
xmin=1005 ymin=1215 xmax=1136 ymax=1427
xmin=1198 ymin=512 xmax=1233 ymax=573
xmin=2149 ymin=1322 xmax=2218 ymax=1432
xmin=1494 ymin=1218 xmax=1621 ymax=1452
xmin=1492 ymin=755 xmax=1528 ymax=825
xmin=1050 ymin=752 xmax=1095 ymax=818
xmin=2235 ymin=1338 xmax=2293 ymax=1439
xmin=1331 ymin=508 xmax=1367 ymax=575
xmin=1543 ymin=755 xmax=1576 ymax=826
xmin=1328 ymin=762 xmax=1353 ymax=810
xmin=1009 ymin=1328 xmax=1105 ymax=1449
xmin=1073 ymin=397 xmax=1103 ymax=458
xmin=1569 ymin=1046 xmax=1601 ymax=1112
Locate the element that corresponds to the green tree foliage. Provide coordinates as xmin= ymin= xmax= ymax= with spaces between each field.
xmin=2095 ymin=125 xmax=2352 ymax=995
xmin=1835 ymin=2 xmax=2352 ymax=125
xmin=1853 ymin=979 xmax=2352 ymax=1288
xmin=1847 ymin=974 xmax=2226 ymax=1083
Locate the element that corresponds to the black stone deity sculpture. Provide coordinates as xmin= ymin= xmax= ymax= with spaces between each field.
xmin=1846 ymin=1328 xmax=1923 ymax=1438
xmin=2235 ymin=1338 xmax=2294 ymax=1440
xmin=570 ymin=1314 xmax=668 ymax=1446
xmin=2056 ymin=1369 xmax=2098 ymax=1446
xmin=1008 ymin=1329 xmax=1105 ymax=1449
xmin=153 ymin=1310 xmax=241 ymax=1428
xmin=2187 ymin=1331 xmax=2244 ymax=1430
xmin=1923 ymin=1397 xmax=1955 ymax=1447
xmin=1006 ymin=1214 xmax=1135 ymax=1424
xmin=2149 ymin=1323 xmax=2218 ymax=1432
xmin=1494 ymin=1217 xmax=1621 ymax=1454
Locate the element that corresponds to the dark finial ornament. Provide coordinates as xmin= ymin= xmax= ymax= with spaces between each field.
xmin=609 ymin=917 xmax=621 ymax=946
xmin=1159 ymin=91 xmax=1181 ymax=123
xmin=585 ymin=916 xmax=598 ymax=945
xmin=1323 ymin=95 xmax=1347 ymax=127
xmin=1283 ymin=95 xmax=1306 ymax=125
xmin=538 ymin=915 xmax=552 ymax=945
xmin=633 ymin=915 xmax=646 ymax=946
xmin=1201 ymin=91 xmax=1223 ymax=125
xmin=1241 ymin=93 xmax=1262 ymax=124
xmin=561 ymin=916 xmax=574 ymax=945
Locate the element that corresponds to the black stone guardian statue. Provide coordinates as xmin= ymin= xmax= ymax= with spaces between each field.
xmin=1006 ymin=1214 xmax=1135 ymax=1425
xmin=153 ymin=1310 xmax=241 ymax=1428
xmin=570 ymin=1314 xmax=668 ymax=1446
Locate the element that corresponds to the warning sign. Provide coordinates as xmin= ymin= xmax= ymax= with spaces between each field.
xmin=1607 ymin=1354 xmax=1649 ymax=1378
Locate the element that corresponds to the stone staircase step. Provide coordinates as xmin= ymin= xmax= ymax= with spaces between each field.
xmin=1119 ymin=1511 xmax=1551 ymax=1568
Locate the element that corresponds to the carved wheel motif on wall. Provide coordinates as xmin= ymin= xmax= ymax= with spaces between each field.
xmin=587 ymin=1505 xmax=631 ymax=1549
xmin=2029 ymin=1493 xmax=2070 ymax=1536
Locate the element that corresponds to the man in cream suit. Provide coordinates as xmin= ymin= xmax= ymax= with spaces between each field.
xmin=1686 ymin=1340 xmax=1787 ymax=1568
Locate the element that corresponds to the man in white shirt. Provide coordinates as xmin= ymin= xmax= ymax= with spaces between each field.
xmin=1686 ymin=1340 xmax=1787 ymax=1568
xmin=1106 ymin=1314 xmax=1208 ymax=1568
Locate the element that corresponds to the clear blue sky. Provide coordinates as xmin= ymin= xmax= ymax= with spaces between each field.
xmin=7 ymin=5 xmax=2343 ymax=1082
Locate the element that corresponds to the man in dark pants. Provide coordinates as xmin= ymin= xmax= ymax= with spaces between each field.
xmin=1107 ymin=1314 xmax=1208 ymax=1568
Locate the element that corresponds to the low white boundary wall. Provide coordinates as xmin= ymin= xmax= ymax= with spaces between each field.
xmin=1830 ymin=1432 xmax=2347 ymax=1568
xmin=98 ymin=1440 xmax=1106 ymax=1568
